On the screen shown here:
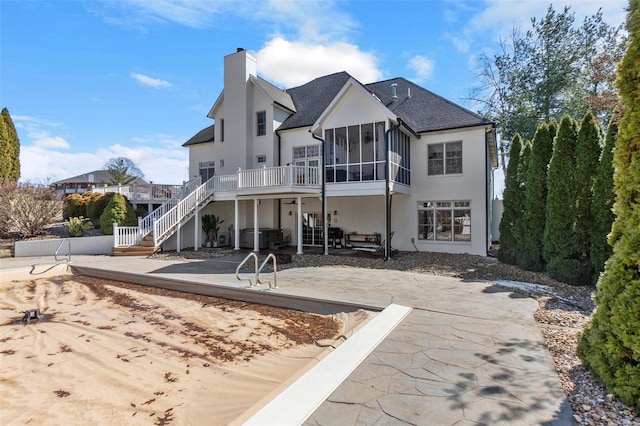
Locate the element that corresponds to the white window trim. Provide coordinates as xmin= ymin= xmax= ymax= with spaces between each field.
xmin=427 ymin=141 xmax=463 ymax=176
xmin=417 ymin=200 xmax=471 ymax=243
xmin=257 ymin=111 xmax=266 ymax=136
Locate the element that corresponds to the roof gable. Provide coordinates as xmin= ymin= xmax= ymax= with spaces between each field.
xmin=311 ymin=77 xmax=396 ymax=135
xmin=278 ymin=72 xmax=352 ymax=131
xmin=251 ymin=76 xmax=296 ymax=112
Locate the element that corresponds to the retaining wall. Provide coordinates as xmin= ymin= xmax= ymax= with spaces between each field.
xmin=14 ymin=236 xmax=113 ymax=257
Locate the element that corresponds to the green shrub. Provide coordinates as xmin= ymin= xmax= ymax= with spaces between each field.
xmin=87 ymin=192 xmax=116 ymax=225
xmin=65 ymin=216 xmax=93 ymax=237
xmin=546 ymin=257 xmax=592 ymax=286
xmin=64 ymin=193 xmax=87 ymax=219
xmin=99 ymin=193 xmax=137 ymax=235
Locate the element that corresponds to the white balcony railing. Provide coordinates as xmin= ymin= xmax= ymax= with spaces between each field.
xmin=238 ymin=165 xmax=320 ymax=189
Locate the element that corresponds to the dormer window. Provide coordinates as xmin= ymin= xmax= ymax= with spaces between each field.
xmin=257 ymin=111 xmax=266 ymax=136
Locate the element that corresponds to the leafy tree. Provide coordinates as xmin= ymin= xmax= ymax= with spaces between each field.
xmin=578 ymin=0 xmax=640 ymax=407
xmin=104 ymin=157 xmax=144 ymax=185
xmin=572 ymin=111 xmax=603 ymax=281
xmin=518 ymin=124 xmax=554 ymax=271
xmin=590 ymin=119 xmax=618 ymax=278
xmin=543 ymin=115 xmax=583 ymax=284
xmin=470 ymin=6 xmax=625 ymax=173
xmin=1 ymin=108 xmax=20 ymax=181
xmin=498 ymin=134 xmax=523 ymax=265
xmin=99 ymin=193 xmax=137 ymax=235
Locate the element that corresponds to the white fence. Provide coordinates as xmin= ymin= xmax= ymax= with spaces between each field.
xmin=14 ymin=236 xmax=113 ymax=257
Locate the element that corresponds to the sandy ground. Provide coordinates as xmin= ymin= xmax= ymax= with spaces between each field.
xmin=0 ymin=275 xmax=372 ymax=425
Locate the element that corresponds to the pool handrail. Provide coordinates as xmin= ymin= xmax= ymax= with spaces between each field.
xmin=54 ymin=238 xmax=71 ymax=262
xmin=257 ymin=253 xmax=278 ymax=289
xmin=235 ymin=252 xmax=259 ymax=287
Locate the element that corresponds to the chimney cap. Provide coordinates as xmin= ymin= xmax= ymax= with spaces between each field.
xmin=237 ymin=47 xmax=245 ymax=52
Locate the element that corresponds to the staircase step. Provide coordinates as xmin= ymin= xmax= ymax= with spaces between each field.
xmin=139 ymin=240 xmax=156 ymax=247
xmin=112 ymin=246 xmax=159 ymax=257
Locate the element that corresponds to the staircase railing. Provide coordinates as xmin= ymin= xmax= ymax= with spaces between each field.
xmin=113 ymin=177 xmax=200 ymax=247
xmin=152 ymin=175 xmax=237 ymax=247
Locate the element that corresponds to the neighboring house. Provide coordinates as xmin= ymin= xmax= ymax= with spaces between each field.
xmin=51 ymin=170 xmax=178 ymax=214
xmin=51 ymin=170 xmax=119 ymax=195
xmin=116 ymin=48 xmax=498 ymax=257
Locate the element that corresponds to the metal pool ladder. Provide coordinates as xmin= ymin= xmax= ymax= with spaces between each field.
xmin=54 ymin=239 xmax=71 ymax=262
xmin=235 ymin=253 xmax=278 ymax=289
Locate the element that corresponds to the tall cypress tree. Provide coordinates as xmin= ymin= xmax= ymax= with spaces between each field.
xmin=590 ymin=119 xmax=618 ymax=279
xmin=578 ymin=0 xmax=640 ymax=407
xmin=519 ymin=124 xmax=554 ymax=271
xmin=498 ymin=134 xmax=523 ymax=265
xmin=1 ymin=108 xmax=20 ymax=181
xmin=0 ymin=112 xmax=10 ymax=180
xmin=543 ymin=115 xmax=581 ymax=284
xmin=572 ymin=111 xmax=602 ymax=283
xmin=514 ymin=141 xmax=531 ymax=263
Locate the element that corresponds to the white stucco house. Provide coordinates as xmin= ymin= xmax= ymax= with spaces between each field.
xmin=114 ymin=48 xmax=498 ymax=258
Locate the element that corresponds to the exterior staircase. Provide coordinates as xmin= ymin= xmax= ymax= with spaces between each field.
xmin=112 ymin=176 xmax=218 ymax=256
xmin=112 ymin=233 xmax=159 ymax=256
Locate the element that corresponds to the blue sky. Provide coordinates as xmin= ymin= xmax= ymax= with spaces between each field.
xmin=1 ymin=0 xmax=626 ymax=186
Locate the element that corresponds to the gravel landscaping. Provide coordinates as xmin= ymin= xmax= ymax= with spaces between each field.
xmin=154 ymin=248 xmax=639 ymax=425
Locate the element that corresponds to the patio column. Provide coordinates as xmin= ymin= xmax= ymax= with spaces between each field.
xmin=234 ymin=199 xmax=240 ymax=250
xmin=176 ymin=222 xmax=181 ymax=253
xmin=297 ymin=196 xmax=303 ymax=254
xmin=194 ymin=209 xmax=199 ymax=252
xmin=253 ymin=199 xmax=259 ymax=252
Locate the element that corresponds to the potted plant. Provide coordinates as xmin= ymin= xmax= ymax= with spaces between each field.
xmin=201 ymin=214 xmax=215 ymax=247
xmin=211 ymin=214 xmax=224 ymax=247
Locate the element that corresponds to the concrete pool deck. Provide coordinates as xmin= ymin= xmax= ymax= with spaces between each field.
xmin=0 ymin=254 xmax=574 ymax=425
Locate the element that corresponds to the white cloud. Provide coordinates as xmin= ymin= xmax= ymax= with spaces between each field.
xmin=131 ymin=73 xmax=172 ymax=88
xmin=17 ymin=119 xmax=189 ymax=184
xmin=256 ymin=37 xmax=383 ymax=88
xmin=450 ymin=35 xmax=470 ymax=54
xmin=101 ymin=0 xmax=225 ymax=29
xmin=469 ymin=0 xmax=627 ymax=36
xmin=407 ymin=55 xmax=435 ymax=83
xmin=31 ymin=132 xmax=70 ymax=149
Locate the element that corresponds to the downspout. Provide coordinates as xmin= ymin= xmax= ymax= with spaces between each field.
xmin=485 ymin=131 xmax=489 ymax=256
xmin=311 ymin=132 xmax=328 ymax=256
xmin=276 ymin=130 xmax=282 ymax=229
xmin=385 ymin=119 xmax=402 ymax=261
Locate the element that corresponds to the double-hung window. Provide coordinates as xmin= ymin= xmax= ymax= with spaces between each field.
xmin=199 ymin=161 xmax=215 ymax=182
xmin=257 ymin=111 xmax=266 ymax=136
xmin=428 ymin=141 xmax=462 ymax=175
xmin=418 ymin=201 xmax=471 ymax=242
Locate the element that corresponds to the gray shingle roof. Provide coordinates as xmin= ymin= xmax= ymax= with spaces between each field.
xmin=365 ymin=78 xmax=492 ymax=133
xmin=183 ymin=124 xmax=215 ymax=147
xmin=278 ymin=73 xmax=491 ymax=134
xmin=252 ymin=76 xmax=296 ymax=112
xmin=51 ymin=170 xmax=148 ymax=186
xmin=278 ymin=72 xmax=352 ymax=131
